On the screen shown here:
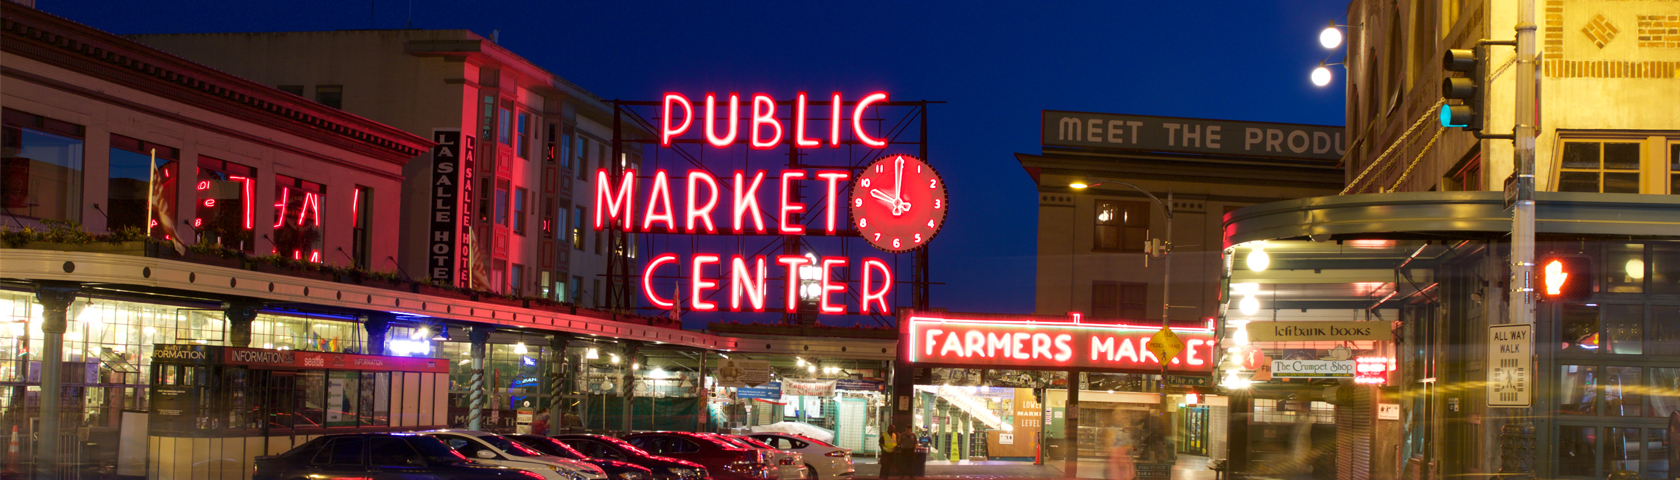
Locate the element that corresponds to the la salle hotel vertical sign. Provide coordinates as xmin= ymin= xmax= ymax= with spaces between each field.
xmin=429 ymin=129 xmax=475 ymax=285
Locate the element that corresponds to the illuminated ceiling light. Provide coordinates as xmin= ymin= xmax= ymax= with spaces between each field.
xmin=415 ymin=327 xmax=430 ymax=340
xmin=1627 ymin=259 xmax=1645 ymax=280
xmin=263 ymin=343 xmax=274 ymax=349
xmin=610 ymin=353 xmax=621 ymax=365
xmin=1233 ymin=323 xmax=1251 ymax=346
xmin=1069 ymin=182 xmax=1089 ymax=189
xmin=1230 ymin=283 xmax=1260 ymax=295
xmin=1239 ymin=295 xmax=1260 ymax=316
xmin=632 ymin=362 xmax=640 ymax=370
xmin=807 ymin=364 xmax=816 ymax=373
xmin=1320 ymin=21 xmax=1343 ymax=49
xmin=796 ymin=357 xmax=806 ymax=366
xmin=1311 ymin=63 xmax=1333 ymax=87
xmin=586 ymin=348 xmax=600 ymax=360
xmin=459 ymin=359 xmax=470 ymax=365
xmin=1246 ymin=247 xmax=1270 ymax=272
xmin=513 ymin=342 xmax=528 ymax=354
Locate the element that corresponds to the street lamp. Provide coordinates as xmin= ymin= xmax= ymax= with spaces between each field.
xmin=1069 ymin=179 xmax=1174 ymax=329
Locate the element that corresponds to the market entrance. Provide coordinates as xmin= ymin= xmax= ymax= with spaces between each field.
xmin=889 ymin=311 xmax=1218 ymax=478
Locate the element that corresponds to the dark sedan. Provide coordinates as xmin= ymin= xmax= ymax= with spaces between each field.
xmin=553 ymin=434 xmax=712 ymax=480
xmin=253 ymin=432 xmax=543 ymax=480
xmin=509 ymin=434 xmax=656 ymax=480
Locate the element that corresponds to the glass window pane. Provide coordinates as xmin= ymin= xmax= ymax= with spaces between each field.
xmin=1654 ymin=306 xmax=1680 ymax=356
xmin=1562 ymin=365 xmax=1598 ymax=415
xmin=1563 ymin=304 xmax=1601 ymax=353
xmin=328 ymin=435 xmax=366 ymax=465
xmin=107 ymin=143 xmax=177 ymax=233
xmin=297 ymin=371 xmax=326 ymax=428
xmin=195 ymin=158 xmax=256 ymax=252
xmin=1608 ymin=428 xmax=1640 ymax=475
xmin=2 ymin=126 xmax=85 ymax=222
xmin=273 ymin=175 xmax=326 ymax=261
xmin=1653 ymin=244 xmax=1680 ymax=295
xmin=1563 ymin=142 xmax=1602 ymax=169
xmin=1605 ymin=172 xmax=1641 ymax=193
xmin=1648 ymin=429 xmax=1671 ymax=479
xmin=1607 ymin=244 xmax=1645 ymax=293
xmin=326 ymin=371 xmax=358 ymax=427
xmin=1604 ymin=143 xmax=1642 ymax=170
xmin=369 ymin=436 xmax=422 ymax=466
xmin=1559 ymin=172 xmax=1601 ymax=193
xmin=1653 ymin=368 xmax=1680 ymax=418
xmin=1560 ymin=426 xmax=1599 ymax=477
xmin=1605 ymin=305 xmax=1644 ymax=355
xmin=1607 ymin=366 xmax=1643 ymax=416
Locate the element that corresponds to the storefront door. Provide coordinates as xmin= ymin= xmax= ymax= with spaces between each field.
xmin=1179 ymin=406 xmax=1208 ymax=456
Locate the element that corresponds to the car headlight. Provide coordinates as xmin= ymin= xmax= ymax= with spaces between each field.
xmin=618 ymin=472 xmax=644 ymax=480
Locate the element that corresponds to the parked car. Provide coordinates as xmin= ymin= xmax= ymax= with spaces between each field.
xmin=252 ymin=432 xmax=544 ymax=480
xmin=418 ymin=429 xmax=608 ymax=480
xmin=715 ymin=434 xmax=806 ymax=480
xmin=508 ymin=434 xmax=656 ymax=480
xmin=554 ymin=433 xmax=711 ymax=480
xmin=747 ymin=433 xmax=852 ymax=480
xmin=622 ymin=431 xmax=772 ymax=480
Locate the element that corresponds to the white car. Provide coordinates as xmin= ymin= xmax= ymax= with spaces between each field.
xmin=419 ymin=429 xmax=609 ymax=480
xmin=748 ymin=434 xmax=852 ymax=480
xmin=718 ymin=434 xmax=807 ymax=480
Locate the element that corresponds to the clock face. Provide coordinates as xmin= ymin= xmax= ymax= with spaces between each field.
xmin=850 ymin=154 xmax=948 ymax=253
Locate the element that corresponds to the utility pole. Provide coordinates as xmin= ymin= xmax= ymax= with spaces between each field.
xmin=1503 ymin=0 xmax=1540 ymax=477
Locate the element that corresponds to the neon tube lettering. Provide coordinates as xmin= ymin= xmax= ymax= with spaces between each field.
xmin=793 ymin=92 xmax=819 ymax=148
xmin=642 ymin=170 xmax=675 ymax=231
xmin=730 ymin=256 xmax=767 ymax=311
xmin=817 ymin=171 xmax=848 ymax=234
xmin=860 ymin=258 xmax=891 ymax=314
xmin=1118 ymin=338 xmax=1139 ymax=362
xmin=298 ymin=192 xmax=321 ymax=226
xmin=704 ymin=93 xmax=739 ymax=148
xmin=852 ymin=92 xmax=888 ymax=147
xmin=940 ymin=332 xmax=964 ymax=357
xmin=779 ymin=171 xmax=807 ymax=234
xmin=691 ymin=254 xmax=720 ymax=311
xmin=964 ymin=330 xmax=986 ymax=358
xmin=273 ymin=188 xmax=290 ymax=228
xmin=829 ymin=93 xmax=843 ymax=147
xmin=818 ymin=257 xmax=848 ymax=314
xmin=1091 ymin=336 xmax=1115 ymax=361
xmin=1186 ymin=339 xmax=1204 ymax=365
xmin=1012 ymin=333 xmax=1031 ymax=360
xmin=662 ymin=93 xmax=692 ymax=146
xmin=686 ymin=171 xmax=719 ymax=233
xmin=594 ymin=169 xmax=635 ymax=231
xmin=987 ymin=333 xmax=1012 ymax=359
xmin=733 ymin=171 xmax=766 ymax=233
xmin=923 ymin=328 xmax=943 ymax=357
xmin=750 ymin=94 xmax=782 ymax=149
xmin=1031 ymin=334 xmax=1052 ymax=360
xmin=1053 ymin=334 xmax=1073 ymax=362
xmin=776 ymin=255 xmax=812 ymax=313
xmin=642 ymin=254 xmax=679 ymax=309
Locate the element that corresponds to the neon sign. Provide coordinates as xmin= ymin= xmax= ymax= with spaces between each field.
xmin=905 ymin=312 xmax=1217 ymax=374
xmin=1354 ymin=356 xmax=1389 ymax=385
xmin=660 ymin=92 xmax=888 ymax=148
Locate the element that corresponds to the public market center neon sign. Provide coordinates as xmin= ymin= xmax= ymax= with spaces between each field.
xmin=905 ymin=313 xmax=1217 ymax=374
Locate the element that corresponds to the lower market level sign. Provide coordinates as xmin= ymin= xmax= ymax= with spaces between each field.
xmin=904 ymin=311 xmax=1216 ymax=375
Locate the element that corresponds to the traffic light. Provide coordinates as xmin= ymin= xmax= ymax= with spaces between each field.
xmin=1441 ymin=47 xmax=1487 ymax=131
xmin=1539 ymin=255 xmax=1594 ymax=302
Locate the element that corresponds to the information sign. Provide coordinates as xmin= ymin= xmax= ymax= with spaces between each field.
xmin=1489 ymin=324 xmax=1533 ymax=407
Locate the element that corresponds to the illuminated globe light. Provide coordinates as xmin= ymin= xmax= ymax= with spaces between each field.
xmin=1246 ymin=247 xmax=1270 ymax=272
xmin=1627 ymin=259 xmax=1645 ymax=280
xmin=1320 ymin=25 xmax=1343 ymax=49
xmin=1233 ymin=322 xmax=1251 ymax=345
xmin=1239 ymin=295 xmax=1260 ymax=316
xmin=513 ymin=342 xmax=528 ymax=354
xmin=586 ymin=348 xmax=599 ymax=360
xmin=1311 ymin=65 xmax=1333 ymax=87
xmin=1069 ymin=182 xmax=1090 ymax=189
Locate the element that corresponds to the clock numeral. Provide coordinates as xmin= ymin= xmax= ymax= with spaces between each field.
xmin=934 ymin=199 xmax=942 ymax=209
xmin=915 ymin=233 xmax=923 ymax=243
xmin=929 ymin=179 xmax=938 ymax=189
xmin=876 ymin=164 xmax=884 ymax=173
xmin=861 ymin=178 xmax=871 ymax=188
xmin=859 ymin=218 xmax=868 ymax=228
xmin=873 ymin=233 xmax=881 ymax=241
xmin=893 ymin=238 xmax=901 ymax=248
xmin=917 ymin=165 xmax=923 ymax=173
xmin=927 ymin=219 xmax=936 ymax=229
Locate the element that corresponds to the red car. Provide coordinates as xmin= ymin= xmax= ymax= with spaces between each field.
xmin=622 ymin=432 xmax=772 ymax=480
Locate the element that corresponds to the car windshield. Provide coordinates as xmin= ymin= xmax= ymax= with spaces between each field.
xmin=408 ymin=436 xmax=470 ymax=464
xmin=479 ymin=434 xmax=543 ymax=457
xmin=513 ymin=436 xmax=584 ymax=459
xmin=731 ymin=436 xmax=775 ymax=449
xmin=596 ymin=436 xmax=653 ymax=457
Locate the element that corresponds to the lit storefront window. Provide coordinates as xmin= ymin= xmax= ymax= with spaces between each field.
xmin=273 ymin=174 xmax=326 ymax=261
xmin=195 ymin=156 xmax=256 ymax=252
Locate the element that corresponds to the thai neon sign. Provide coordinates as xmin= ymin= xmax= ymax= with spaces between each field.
xmin=905 ymin=313 xmax=1217 ymax=374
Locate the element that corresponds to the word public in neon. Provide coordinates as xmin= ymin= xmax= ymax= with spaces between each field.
xmin=661 ymin=92 xmax=889 ymax=149
xmin=905 ymin=312 xmax=1217 ymax=374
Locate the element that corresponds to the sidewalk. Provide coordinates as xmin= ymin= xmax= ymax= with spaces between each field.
xmin=851 ymin=455 xmax=1218 ymax=480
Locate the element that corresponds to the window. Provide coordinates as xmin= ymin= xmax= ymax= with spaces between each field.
xmin=572 ymin=276 xmax=583 ymax=305
xmin=351 ymin=186 xmax=371 ymax=269
xmin=1651 ymin=367 xmax=1680 ymax=417
xmin=314 ymin=435 xmax=367 ymax=465
xmin=107 ymin=135 xmax=179 ymax=234
xmin=1605 ymin=366 xmax=1642 ymax=416
xmin=542 ymin=198 xmax=555 ymax=239
xmin=195 ymin=157 xmax=256 ymax=251
xmin=592 ymin=279 xmax=601 ymax=307
xmin=1559 ymin=141 xmax=1642 ymax=193
xmin=1670 ymin=143 xmax=1679 ymax=194
xmin=595 ymin=228 xmax=604 ymax=255
xmin=513 ymin=187 xmax=527 ymax=234
xmin=277 ymin=85 xmax=303 ymax=96
xmin=492 ymin=259 xmax=508 ymax=295
xmin=1092 ymin=282 xmax=1147 ymax=320
xmin=2 ymin=108 xmax=85 ymax=222
xmin=517 ymin=112 xmax=530 ymax=158
xmin=1561 ymin=365 xmax=1597 ymax=414
xmin=315 ymin=85 xmax=343 ymax=109
xmin=572 ymin=206 xmax=585 ymax=250
xmin=359 ymin=371 xmax=389 ymax=426
xmin=481 ymin=95 xmax=496 ymax=141
xmin=560 ymin=125 xmax=574 ymax=171
xmin=540 ymin=271 xmax=551 ymax=299
xmin=565 ymin=439 xmax=624 ymax=460
xmin=511 ymin=263 xmax=526 ymax=297
xmin=326 ymin=371 xmax=359 ymax=427
xmin=577 ymin=137 xmax=590 ymax=180
xmin=499 ymin=107 xmax=512 ymax=146
xmin=297 ymin=370 xmax=326 ymax=428
xmin=1446 ymin=153 xmax=1481 ymax=191
xmin=1558 ymin=426 xmax=1596 ymax=476
xmin=1093 ymin=200 xmax=1150 ymax=252
xmin=274 ymin=175 xmax=326 ymax=261
xmin=495 ymin=182 xmax=510 ymax=226
xmin=369 ymin=436 xmax=422 ymax=467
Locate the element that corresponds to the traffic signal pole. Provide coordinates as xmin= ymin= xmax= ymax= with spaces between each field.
xmin=1504 ymin=0 xmax=1540 ymax=478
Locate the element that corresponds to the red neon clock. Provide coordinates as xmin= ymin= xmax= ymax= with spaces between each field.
xmin=850 ymin=154 xmax=947 ymax=253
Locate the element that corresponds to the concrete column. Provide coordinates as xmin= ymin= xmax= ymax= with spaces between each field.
xmin=622 ymin=341 xmax=641 ymax=432
xmin=1065 ymin=369 xmax=1080 ymax=477
xmin=223 ymin=301 xmax=261 ymax=348
xmin=362 ymin=313 xmax=393 ymax=355
xmin=466 ymin=326 xmax=491 ymax=430
xmin=34 ymin=281 xmax=79 ymax=479
xmin=547 ymin=334 xmax=571 ymax=435
xmin=696 ymin=351 xmax=708 ymax=432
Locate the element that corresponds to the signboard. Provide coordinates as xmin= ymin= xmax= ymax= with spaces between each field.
xmin=998 ymin=433 xmax=1014 ymax=445
xmin=427 ymin=129 xmax=462 ymax=284
xmin=836 ymin=378 xmax=885 ymax=392
xmin=782 ymin=378 xmax=837 ymax=397
xmin=1246 ymin=321 xmax=1392 ymax=342
xmin=150 ymin=345 xmax=447 ymax=373
xmin=1377 ymin=403 xmax=1401 ymax=420
xmin=905 ymin=312 xmax=1217 ymax=375
xmin=1166 ymin=375 xmax=1211 ymax=388
xmin=715 ymin=359 xmax=772 ymax=388
xmin=1147 ymin=327 xmax=1184 ymax=366
xmin=1270 ymin=360 xmax=1355 ymax=378
xmin=1489 ymin=324 xmax=1533 ymax=407
xmin=1041 ymin=111 xmax=1345 ymax=161
xmin=737 ymin=381 xmax=782 ymax=400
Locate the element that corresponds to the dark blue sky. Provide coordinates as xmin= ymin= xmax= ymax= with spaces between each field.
xmin=51 ymin=0 xmax=1348 ymax=318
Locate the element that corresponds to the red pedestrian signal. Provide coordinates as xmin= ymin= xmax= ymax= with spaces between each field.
xmin=1539 ymin=256 xmax=1593 ymax=302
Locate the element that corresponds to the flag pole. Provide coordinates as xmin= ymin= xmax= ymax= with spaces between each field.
xmin=145 ymin=148 xmax=156 ymax=238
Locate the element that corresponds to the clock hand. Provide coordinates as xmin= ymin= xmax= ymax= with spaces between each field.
xmin=893 ymin=156 xmax=905 ymax=204
xmin=871 ymin=189 xmax=900 ymax=206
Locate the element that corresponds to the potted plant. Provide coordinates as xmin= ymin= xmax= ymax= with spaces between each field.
xmin=415 ymin=279 xmax=472 ymax=300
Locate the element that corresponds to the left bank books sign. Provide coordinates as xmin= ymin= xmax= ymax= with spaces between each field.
xmin=1247 ymin=321 xmax=1391 ymax=342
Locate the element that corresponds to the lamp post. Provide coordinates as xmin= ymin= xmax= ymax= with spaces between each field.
xmin=1070 ymin=180 xmax=1173 ymax=329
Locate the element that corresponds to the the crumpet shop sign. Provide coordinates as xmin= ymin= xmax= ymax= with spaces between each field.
xmin=1247 ymin=321 xmax=1391 ymax=342
xmin=1271 ymin=360 xmax=1356 ymax=378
